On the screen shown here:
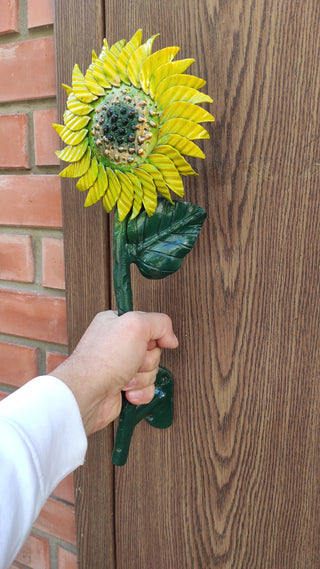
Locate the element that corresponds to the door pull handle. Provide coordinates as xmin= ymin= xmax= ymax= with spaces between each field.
xmin=112 ymin=367 xmax=173 ymax=466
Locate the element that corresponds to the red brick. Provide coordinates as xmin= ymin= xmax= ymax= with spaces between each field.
xmin=0 ymin=114 xmax=29 ymax=169
xmin=46 ymin=351 xmax=68 ymax=374
xmin=0 ymin=38 xmax=56 ymax=103
xmin=0 ymin=175 xmax=62 ymax=228
xmin=0 ymin=234 xmax=34 ymax=282
xmin=42 ymin=237 xmax=65 ymax=289
xmin=34 ymin=498 xmax=76 ymax=546
xmin=0 ymin=289 xmax=67 ymax=345
xmin=28 ymin=0 xmax=54 ymax=28
xmin=34 ymin=108 xmax=60 ymax=166
xmin=0 ymin=342 xmax=38 ymax=386
xmin=15 ymin=533 xmax=50 ymax=569
xmin=57 ymin=546 xmax=78 ymax=569
xmin=53 ymin=473 xmax=75 ymax=504
xmin=0 ymin=0 xmax=19 ymax=35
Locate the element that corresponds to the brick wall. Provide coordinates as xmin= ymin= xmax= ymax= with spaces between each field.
xmin=0 ymin=1 xmax=78 ymax=567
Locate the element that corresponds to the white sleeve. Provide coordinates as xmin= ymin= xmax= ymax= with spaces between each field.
xmin=0 ymin=376 xmax=87 ymax=569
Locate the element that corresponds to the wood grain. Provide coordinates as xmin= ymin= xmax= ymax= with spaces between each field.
xmin=108 ymin=1 xmax=320 ymax=568
xmin=55 ymin=0 xmax=320 ymax=567
xmin=54 ymin=2 xmax=116 ymax=568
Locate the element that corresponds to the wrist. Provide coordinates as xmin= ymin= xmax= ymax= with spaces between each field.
xmin=52 ymin=356 xmax=120 ymax=436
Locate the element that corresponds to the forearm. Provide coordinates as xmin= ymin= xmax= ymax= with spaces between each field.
xmin=0 ymin=376 xmax=87 ymax=569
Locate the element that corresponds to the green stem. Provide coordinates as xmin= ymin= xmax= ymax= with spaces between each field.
xmin=112 ymin=211 xmax=136 ymax=465
xmin=112 ymin=211 xmax=132 ymax=315
xmin=111 ymin=211 xmax=174 ymax=466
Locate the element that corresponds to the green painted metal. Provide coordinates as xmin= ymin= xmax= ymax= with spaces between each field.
xmin=111 ymin=199 xmax=206 ymax=465
xmin=112 ymin=367 xmax=173 ymax=466
xmin=126 ymin=198 xmax=207 ymax=280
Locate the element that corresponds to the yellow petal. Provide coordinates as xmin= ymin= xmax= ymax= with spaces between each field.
xmin=72 ymin=64 xmax=97 ymax=103
xmin=139 ymin=46 xmax=180 ymax=94
xmin=63 ymin=110 xmax=90 ymax=131
xmin=67 ymin=92 xmax=94 ymax=116
xmin=157 ymin=86 xmax=212 ymax=111
xmin=116 ymin=171 xmax=134 ymax=221
xmin=154 ymin=74 xmax=206 ymax=102
xmin=158 ymin=118 xmax=209 ymax=141
xmin=62 ymin=83 xmax=72 ymax=96
xmin=60 ymin=148 xmax=91 ymax=178
xmin=140 ymin=163 xmax=173 ymax=202
xmin=85 ymin=64 xmax=106 ymax=96
xmin=134 ymin=167 xmax=157 ymax=216
xmin=110 ymin=39 xmax=126 ymax=57
xmin=159 ymin=133 xmax=205 ymax=159
xmin=56 ymin=139 xmax=89 ymax=162
xmin=148 ymin=154 xmax=184 ymax=196
xmin=53 ymin=124 xmax=87 ymax=145
xmin=103 ymin=54 xmax=121 ymax=86
xmin=127 ymin=34 xmax=159 ymax=88
xmin=103 ymin=167 xmax=121 ymax=212
xmin=149 ymin=59 xmax=194 ymax=98
xmin=103 ymin=40 xmax=125 ymax=87
xmin=76 ymin=156 xmax=99 ymax=191
xmin=117 ymin=29 xmax=143 ymax=84
xmin=160 ymin=101 xmax=215 ymax=125
xmin=92 ymin=58 xmax=112 ymax=88
xmin=98 ymin=39 xmax=109 ymax=64
xmin=154 ymin=145 xmax=197 ymax=175
xmin=99 ymin=38 xmax=109 ymax=58
xmin=126 ymin=172 xmax=143 ymax=219
xmin=84 ymin=163 xmax=108 ymax=207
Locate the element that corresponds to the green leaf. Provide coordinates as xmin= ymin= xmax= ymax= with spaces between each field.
xmin=126 ymin=198 xmax=207 ymax=279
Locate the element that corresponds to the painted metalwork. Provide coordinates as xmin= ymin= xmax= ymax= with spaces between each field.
xmin=111 ymin=202 xmax=206 ymax=464
xmin=55 ymin=30 xmax=213 ymax=465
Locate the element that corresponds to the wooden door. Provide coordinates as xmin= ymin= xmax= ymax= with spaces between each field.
xmin=55 ymin=1 xmax=320 ymax=567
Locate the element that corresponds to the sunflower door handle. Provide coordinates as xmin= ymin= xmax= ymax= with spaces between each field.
xmin=55 ymin=29 xmax=213 ymax=466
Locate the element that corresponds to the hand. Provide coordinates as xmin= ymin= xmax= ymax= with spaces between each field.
xmin=52 ymin=311 xmax=178 ymax=436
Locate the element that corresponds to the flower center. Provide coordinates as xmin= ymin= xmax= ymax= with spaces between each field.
xmin=89 ymin=85 xmax=159 ymax=170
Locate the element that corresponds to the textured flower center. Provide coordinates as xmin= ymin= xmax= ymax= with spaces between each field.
xmin=89 ymin=85 xmax=159 ymax=170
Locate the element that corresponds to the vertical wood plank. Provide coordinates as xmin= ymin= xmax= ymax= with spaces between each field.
xmin=105 ymin=1 xmax=320 ymax=568
xmin=54 ymin=2 xmax=116 ymax=568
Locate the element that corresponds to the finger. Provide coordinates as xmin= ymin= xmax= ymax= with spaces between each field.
xmin=125 ymin=384 xmax=155 ymax=405
xmin=94 ymin=310 xmax=118 ymax=324
xmin=123 ymin=366 xmax=159 ymax=391
xmin=138 ymin=347 xmax=161 ymax=373
xmin=140 ymin=312 xmax=179 ymax=349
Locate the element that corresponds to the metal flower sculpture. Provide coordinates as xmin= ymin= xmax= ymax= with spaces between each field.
xmin=55 ymin=30 xmax=214 ymax=465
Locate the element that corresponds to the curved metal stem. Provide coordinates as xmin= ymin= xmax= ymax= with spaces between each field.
xmin=111 ymin=212 xmax=173 ymax=466
xmin=112 ymin=212 xmax=132 ymax=315
xmin=112 ymin=212 xmax=137 ymax=465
